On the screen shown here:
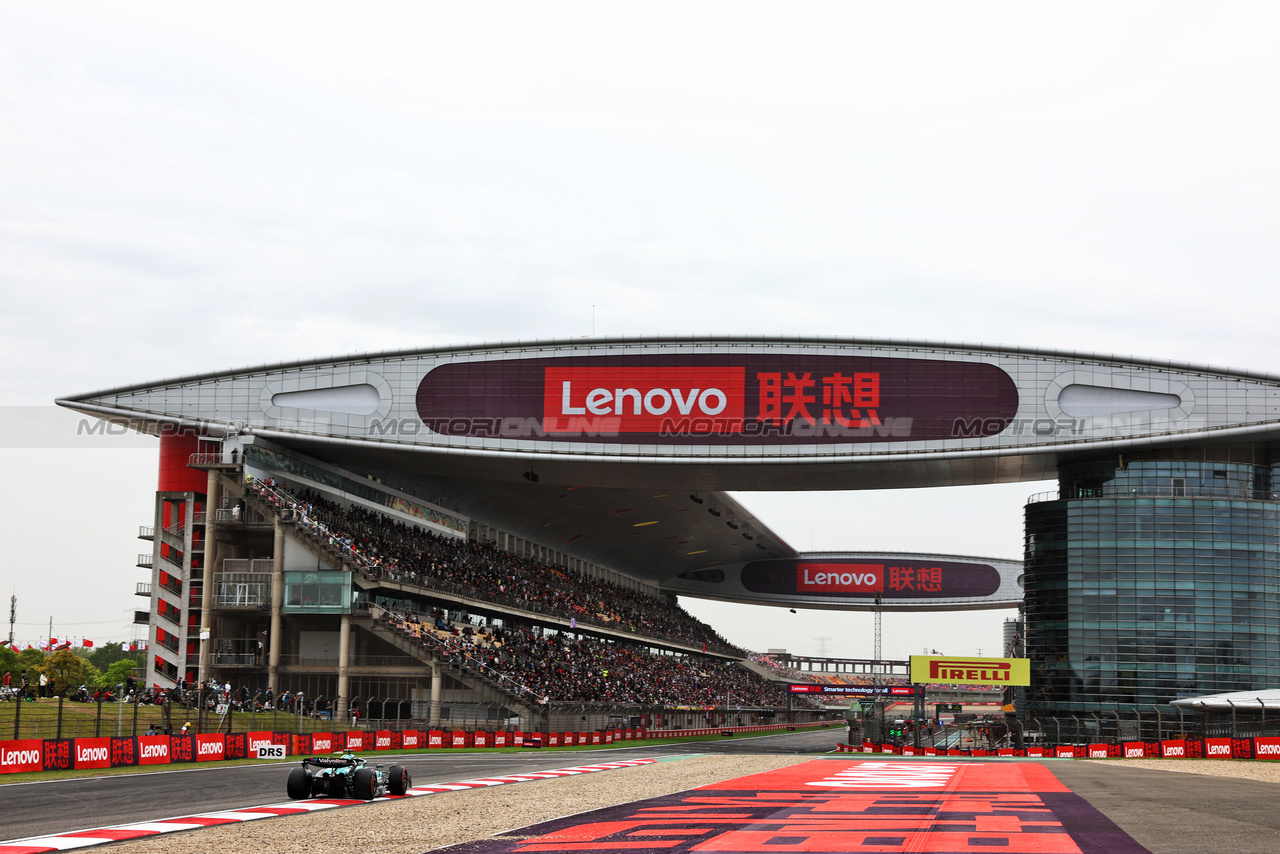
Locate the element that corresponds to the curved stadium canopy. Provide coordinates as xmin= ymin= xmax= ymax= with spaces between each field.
xmin=58 ymin=336 xmax=1280 ymax=611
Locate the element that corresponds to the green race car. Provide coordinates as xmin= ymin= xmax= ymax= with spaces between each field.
xmin=286 ymin=752 xmax=412 ymax=800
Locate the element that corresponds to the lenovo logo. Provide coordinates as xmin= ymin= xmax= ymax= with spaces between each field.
xmin=1 ymin=748 xmax=40 ymax=767
xmin=796 ymin=564 xmax=882 ymax=594
xmin=1256 ymin=742 xmax=1280 ymax=756
xmin=77 ymin=745 xmax=108 ymax=763
xmin=198 ymin=741 xmax=224 ymax=756
xmin=544 ymin=367 xmax=745 ymax=433
xmin=312 ymin=737 xmax=332 ymax=751
xmin=1206 ymin=743 xmax=1231 ymax=756
xmin=1125 ymin=746 xmax=1145 ymax=758
xmin=141 ymin=743 xmax=169 ymax=759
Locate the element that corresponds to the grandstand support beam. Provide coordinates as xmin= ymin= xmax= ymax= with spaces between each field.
xmin=336 ymin=614 xmax=351 ymax=722
xmin=197 ymin=469 xmax=221 ymax=688
xmin=429 ymin=661 xmax=442 ymax=729
xmin=268 ymin=520 xmax=284 ymax=691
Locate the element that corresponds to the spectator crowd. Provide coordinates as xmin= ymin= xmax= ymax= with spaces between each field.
xmin=248 ymin=477 xmax=741 ymax=654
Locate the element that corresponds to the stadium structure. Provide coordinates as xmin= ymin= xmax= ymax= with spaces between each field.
xmin=57 ymin=336 xmax=1280 ymax=726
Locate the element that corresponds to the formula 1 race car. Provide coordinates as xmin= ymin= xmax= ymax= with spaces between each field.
xmin=286 ymin=753 xmax=412 ymax=801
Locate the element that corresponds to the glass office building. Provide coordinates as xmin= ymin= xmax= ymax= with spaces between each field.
xmin=1024 ymin=457 xmax=1280 ymax=715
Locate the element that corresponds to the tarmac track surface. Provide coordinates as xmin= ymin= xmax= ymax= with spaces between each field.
xmin=6 ymin=730 xmax=1280 ymax=853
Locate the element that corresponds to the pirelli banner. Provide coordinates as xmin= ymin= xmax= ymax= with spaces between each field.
xmin=910 ymin=655 xmax=1031 ymax=687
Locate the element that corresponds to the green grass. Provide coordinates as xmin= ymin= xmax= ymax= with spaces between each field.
xmin=0 ymin=697 xmax=368 ymax=739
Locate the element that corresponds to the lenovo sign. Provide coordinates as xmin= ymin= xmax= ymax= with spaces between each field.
xmin=414 ymin=354 xmax=1017 ymax=446
xmin=0 ymin=739 xmax=43 ymax=774
xmin=745 ymin=559 xmax=1001 ymax=601
xmin=546 ymin=366 xmax=745 ymax=432
xmin=797 ymin=564 xmax=880 ymax=594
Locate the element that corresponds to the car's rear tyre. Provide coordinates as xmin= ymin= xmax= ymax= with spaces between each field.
xmin=353 ymin=767 xmax=377 ymax=800
xmin=388 ymin=764 xmax=411 ymax=795
xmin=286 ymin=767 xmax=309 ymax=800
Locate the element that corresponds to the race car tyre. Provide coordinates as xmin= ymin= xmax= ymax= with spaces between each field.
xmin=287 ymin=767 xmax=310 ymax=800
xmin=353 ymin=767 xmax=378 ymax=800
xmin=389 ymin=764 xmax=411 ymax=795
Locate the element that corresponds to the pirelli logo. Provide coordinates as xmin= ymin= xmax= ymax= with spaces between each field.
xmin=909 ymin=655 xmax=1031 ymax=687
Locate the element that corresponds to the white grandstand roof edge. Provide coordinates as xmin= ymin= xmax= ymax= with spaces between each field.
xmin=54 ymin=334 xmax=1280 ymax=405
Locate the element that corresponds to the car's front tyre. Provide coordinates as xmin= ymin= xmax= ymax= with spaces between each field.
xmin=388 ymin=764 xmax=411 ymax=795
xmin=353 ymin=767 xmax=377 ymax=800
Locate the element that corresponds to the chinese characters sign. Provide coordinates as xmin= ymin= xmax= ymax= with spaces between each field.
xmin=415 ymin=353 xmax=1018 ymax=445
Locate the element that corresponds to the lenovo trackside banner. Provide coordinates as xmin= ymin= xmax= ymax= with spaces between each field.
xmin=741 ymin=559 xmax=1001 ymax=600
xmin=413 ymin=354 xmax=1018 ymax=445
xmin=909 ymin=655 xmax=1031 ymax=686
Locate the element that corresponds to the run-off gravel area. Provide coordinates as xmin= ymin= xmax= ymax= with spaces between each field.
xmin=99 ymin=755 xmax=813 ymax=854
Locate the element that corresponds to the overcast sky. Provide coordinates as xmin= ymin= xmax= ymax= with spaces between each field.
xmin=3 ymin=3 xmax=1279 ymax=661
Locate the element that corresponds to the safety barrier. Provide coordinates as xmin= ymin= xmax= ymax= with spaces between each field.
xmin=0 ymin=721 xmax=830 ymax=774
xmin=833 ymin=736 xmax=1268 ymax=761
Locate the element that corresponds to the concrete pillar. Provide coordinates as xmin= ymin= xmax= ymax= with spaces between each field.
xmin=268 ymin=520 xmax=285 ymax=691
xmin=197 ymin=472 xmax=221 ymax=688
xmin=336 ymin=614 xmax=351 ymax=723
xmin=429 ymin=661 xmax=442 ymax=728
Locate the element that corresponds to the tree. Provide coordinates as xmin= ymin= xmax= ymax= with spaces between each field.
xmin=86 ymin=642 xmax=144 ymax=672
xmin=17 ymin=648 xmax=45 ymax=671
xmin=0 ymin=645 xmax=17 ymax=676
xmin=97 ymin=659 xmax=137 ymax=689
xmin=42 ymin=649 xmax=85 ymax=695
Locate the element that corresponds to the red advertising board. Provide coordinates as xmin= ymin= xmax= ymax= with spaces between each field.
xmin=74 ymin=737 xmax=112 ymax=769
xmin=1160 ymin=739 xmax=1186 ymax=758
xmin=346 ymin=732 xmax=364 ymax=751
xmin=310 ymin=733 xmax=334 ymax=753
xmin=474 ymin=732 xmax=489 ymax=748
xmin=451 ymin=730 xmax=468 ymax=748
xmin=402 ymin=730 xmax=420 ymax=749
xmin=195 ymin=734 xmax=225 ymax=762
xmin=1254 ymin=736 xmax=1280 ymax=759
xmin=375 ymin=731 xmax=393 ymax=750
xmin=247 ymin=731 xmax=275 ymax=757
xmin=1203 ymin=738 xmax=1232 ymax=758
xmin=1122 ymin=741 xmax=1148 ymax=758
xmin=493 ymin=731 xmax=508 ymax=747
xmin=428 ymin=730 xmax=444 ymax=748
xmin=0 ymin=739 xmax=43 ymax=774
xmin=138 ymin=735 xmax=171 ymax=765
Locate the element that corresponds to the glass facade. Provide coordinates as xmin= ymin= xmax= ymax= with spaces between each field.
xmin=283 ymin=570 xmax=352 ymax=614
xmin=1025 ymin=459 xmax=1280 ymax=714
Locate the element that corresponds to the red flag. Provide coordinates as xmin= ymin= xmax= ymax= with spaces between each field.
xmin=82 ymin=639 xmax=94 ymax=648
xmin=55 ymin=642 xmax=72 ymax=651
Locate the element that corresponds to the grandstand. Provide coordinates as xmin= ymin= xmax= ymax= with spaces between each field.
xmin=161 ymin=452 xmax=819 ymax=732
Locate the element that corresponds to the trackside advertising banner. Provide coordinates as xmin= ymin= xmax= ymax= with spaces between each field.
xmin=415 ymin=353 xmax=1019 ymax=445
xmin=909 ymin=654 xmax=1031 ymax=686
xmin=746 ymin=558 xmax=1001 ymax=601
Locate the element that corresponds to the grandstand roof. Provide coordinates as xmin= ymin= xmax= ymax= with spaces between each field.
xmin=60 ymin=335 xmax=1280 ymax=610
